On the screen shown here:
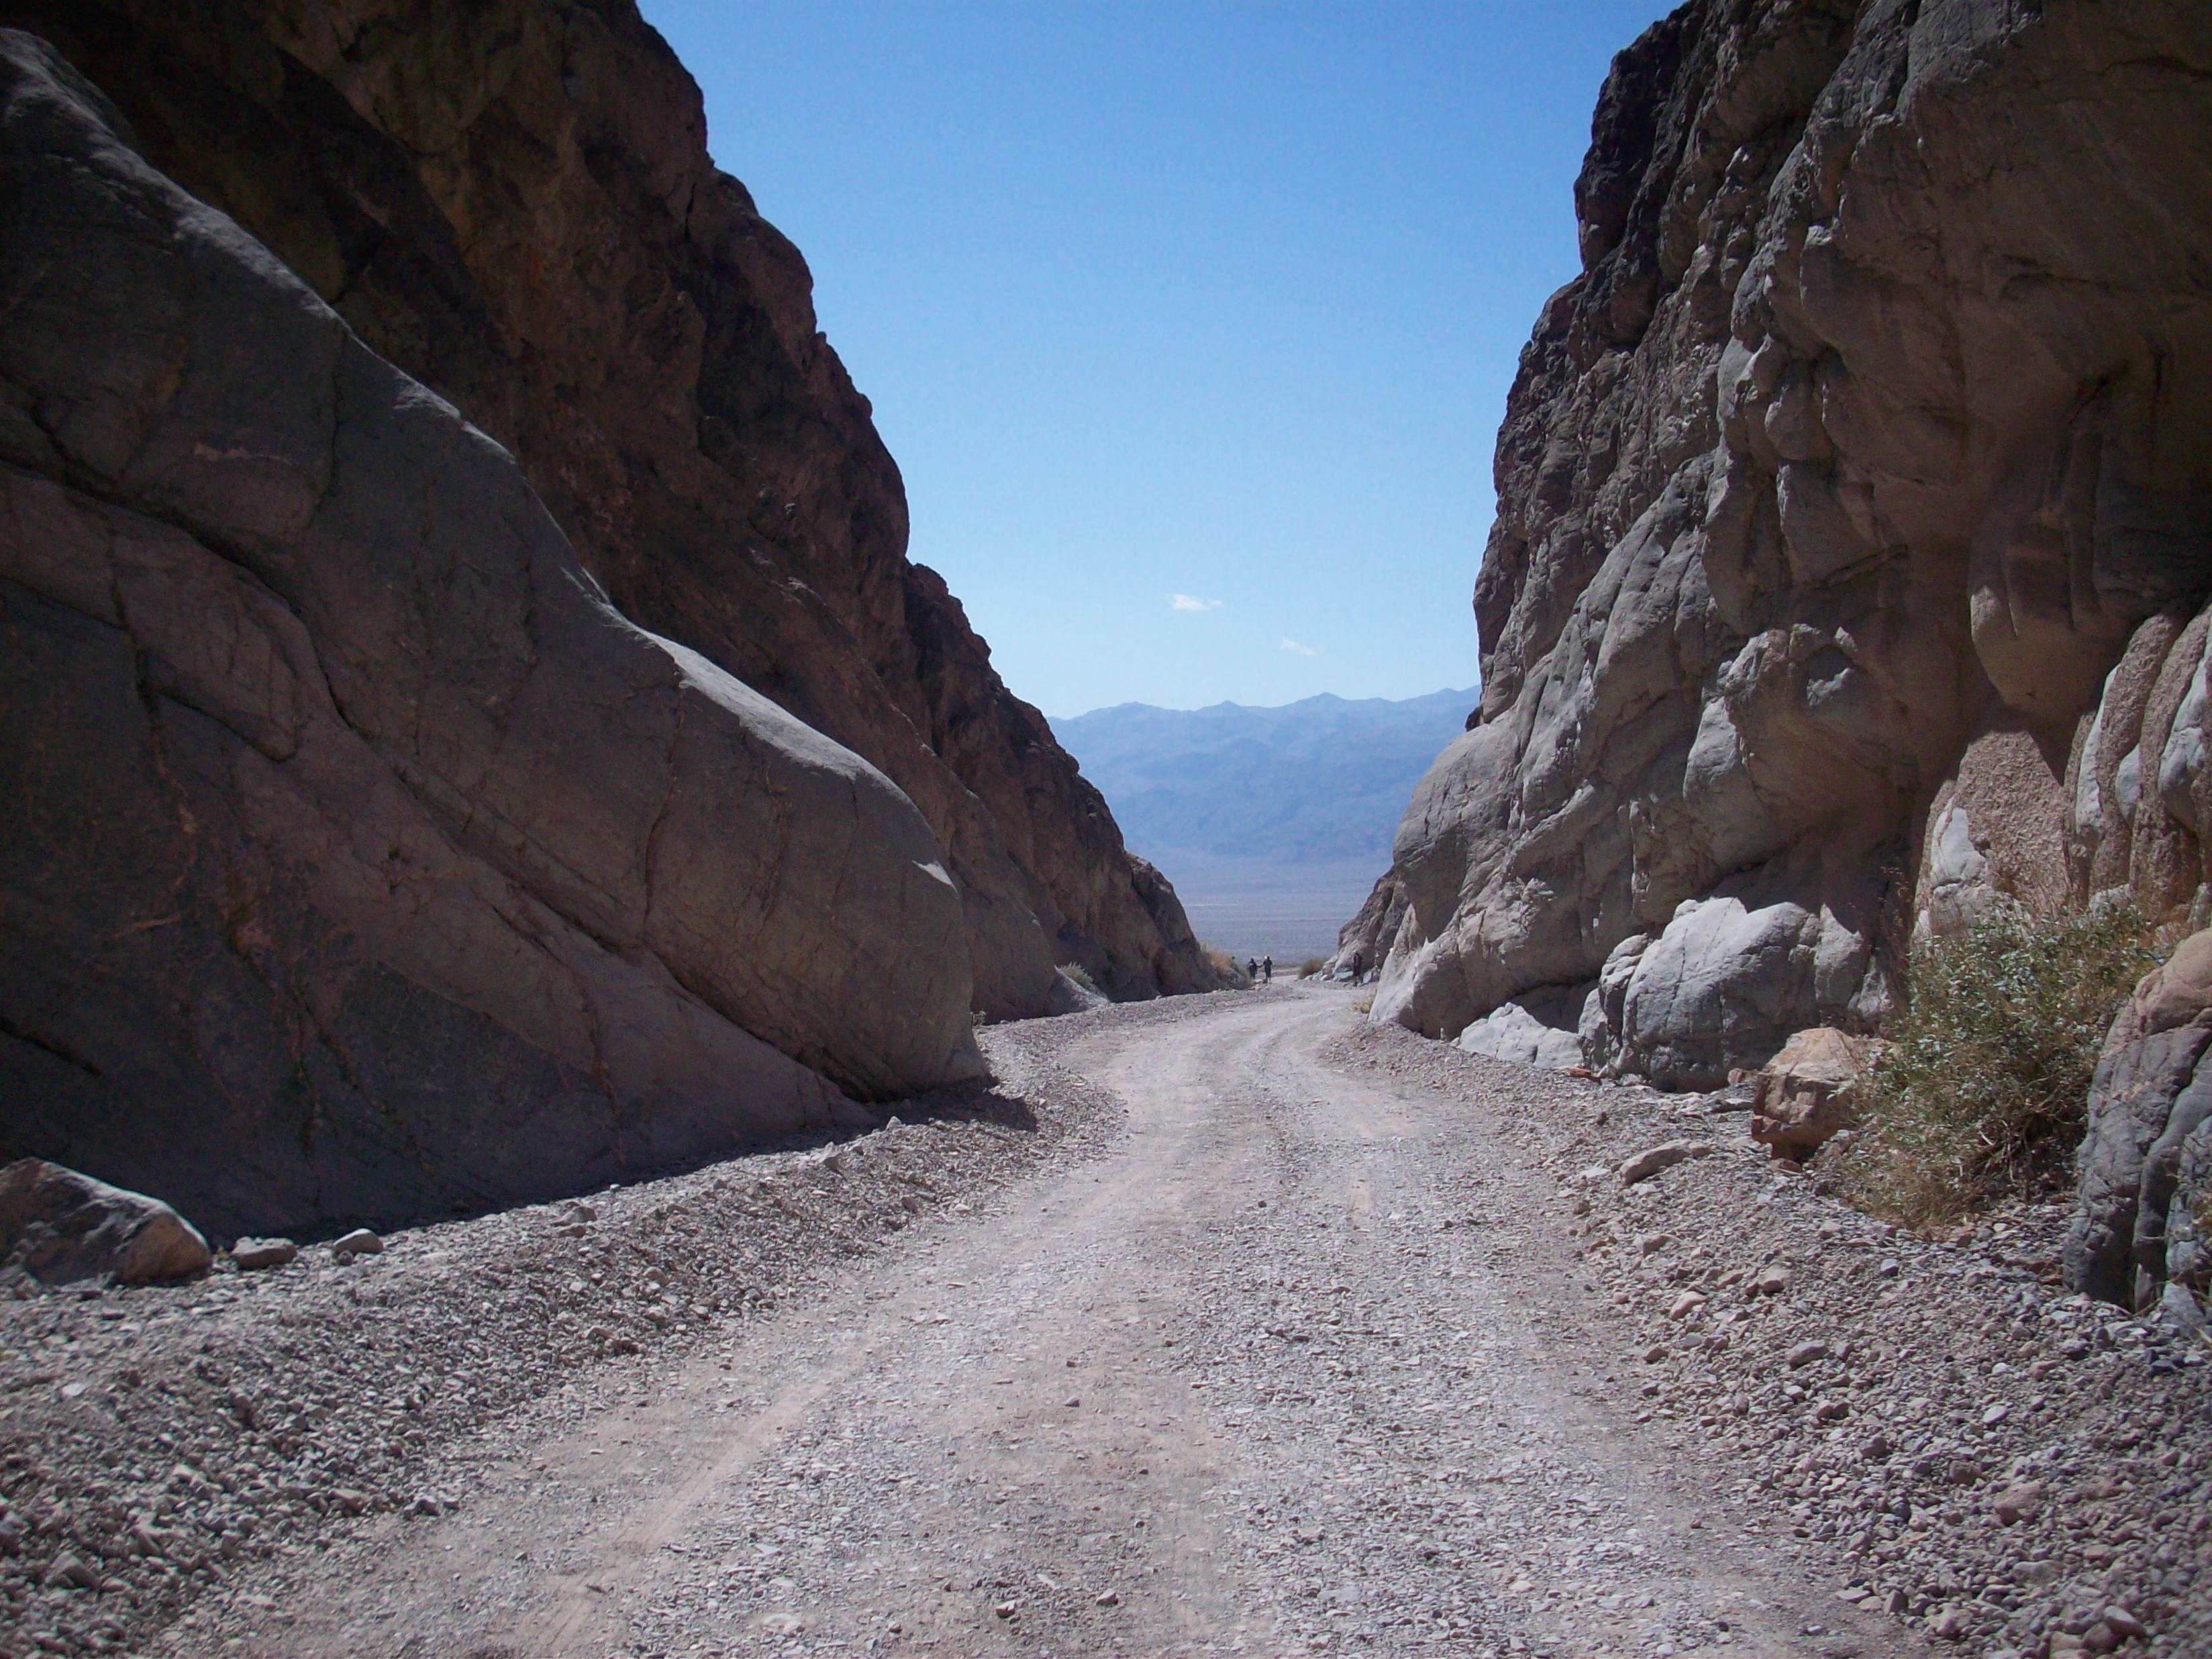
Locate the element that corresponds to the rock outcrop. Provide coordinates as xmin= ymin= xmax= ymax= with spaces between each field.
xmin=0 ymin=7 xmax=1211 ymax=1240
xmin=0 ymin=1159 xmax=211 ymax=1285
xmin=2066 ymin=929 xmax=2212 ymax=1321
xmin=0 ymin=30 xmax=985 ymax=1237
xmin=0 ymin=0 xmax=1215 ymax=1013
xmin=1348 ymin=0 xmax=2212 ymax=1086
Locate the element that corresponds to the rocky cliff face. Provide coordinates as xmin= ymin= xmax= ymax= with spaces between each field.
xmin=0 ymin=3 xmax=1214 ymax=1237
xmin=3 ymin=0 xmax=1216 ymax=1016
xmin=1348 ymin=0 xmax=2212 ymax=1087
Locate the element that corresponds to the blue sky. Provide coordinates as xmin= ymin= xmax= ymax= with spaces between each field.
xmin=638 ymin=1 xmax=1674 ymax=718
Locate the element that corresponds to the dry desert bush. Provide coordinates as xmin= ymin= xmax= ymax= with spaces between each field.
xmin=1837 ymin=903 xmax=2162 ymax=1229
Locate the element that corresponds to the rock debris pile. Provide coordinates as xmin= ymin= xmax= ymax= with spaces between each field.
xmin=1330 ymin=1021 xmax=2211 ymax=1659
xmin=0 ymin=1035 xmax=1115 ymax=1659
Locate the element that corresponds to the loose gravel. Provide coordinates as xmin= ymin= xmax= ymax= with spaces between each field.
xmin=0 ymin=986 xmax=2203 ymax=1659
xmin=0 ymin=1036 xmax=1119 ymax=1658
xmin=1329 ymin=1017 xmax=2212 ymax=1659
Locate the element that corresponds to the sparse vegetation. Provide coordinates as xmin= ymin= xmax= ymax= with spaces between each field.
xmin=1297 ymin=956 xmax=1327 ymax=978
xmin=1836 ymin=903 xmax=2162 ymax=1229
xmin=1203 ymin=947 xmax=1252 ymax=985
xmin=1058 ymin=963 xmax=1101 ymax=997
xmin=1351 ymin=991 xmax=1374 ymax=1015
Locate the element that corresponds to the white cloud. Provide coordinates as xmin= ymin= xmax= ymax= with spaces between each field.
xmin=1280 ymin=637 xmax=1319 ymax=657
xmin=1169 ymin=593 xmax=1222 ymax=612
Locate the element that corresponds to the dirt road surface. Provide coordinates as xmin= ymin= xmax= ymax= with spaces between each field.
xmin=199 ymin=988 xmax=1908 ymax=1659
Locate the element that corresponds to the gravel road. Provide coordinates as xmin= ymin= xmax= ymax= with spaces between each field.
xmin=8 ymin=987 xmax=2205 ymax=1658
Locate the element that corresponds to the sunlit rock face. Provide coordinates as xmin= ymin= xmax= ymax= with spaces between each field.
xmin=1346 ymin=0 xmax=2212 ymax=1085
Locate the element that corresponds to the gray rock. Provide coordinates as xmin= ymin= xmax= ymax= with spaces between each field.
xmin=0 ymin=1159 xmax=210 ymax=1285
xmin=1044 ymin=968 xmax=1110 ymax=1017
xmin=41 ymin=1551 xmax=97 ymax=1589
xmin=1454 ymin=985 xmax=1591 ymax=1070
xmin=1992 ymin=1482 xmax=2048 ymax=1525
xmin=330 ymin=1229 xmax=383 ymax=1259
xmin=0 ymin=31 xmax=983 ymax=1238
xmin=1346 ymin=0 xmax=2212 ymax=1089
xmin=2066 ymin=930 xmax=2212 ymax=1309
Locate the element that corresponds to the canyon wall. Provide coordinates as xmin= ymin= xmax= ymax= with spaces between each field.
xmin=3 ymin=0 xmax=1218 ymax=1016
xmin=1347 ymin=0 xmax=2212 ymax=1087
xmin=0 ymin=2 xmax=1215 ymax=1238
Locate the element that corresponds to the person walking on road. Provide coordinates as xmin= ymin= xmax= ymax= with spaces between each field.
xmin=1262 ymin=955 xmax=1273 ymax=982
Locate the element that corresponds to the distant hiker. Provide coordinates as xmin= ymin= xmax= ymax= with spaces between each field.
xmin=1350 ymin=950 xmax=1366 ymax=983
xmin=1247 ymin=957 xmax=1259 ymax=980
xmin=1262 ymin=955 xmax=1273 ymax=981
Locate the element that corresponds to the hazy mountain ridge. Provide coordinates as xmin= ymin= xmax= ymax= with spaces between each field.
xmin=1055 ymin=688 xmax=1478 ymax=865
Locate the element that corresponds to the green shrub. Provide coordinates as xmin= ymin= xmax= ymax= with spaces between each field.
xmin=1838 ymin=903 xmax=2161 ymax=1229
xmin=1058 ymin=963 xmax=1101 ymax=997
xmin=1297 ymin=956 xmax=1327 ymax=978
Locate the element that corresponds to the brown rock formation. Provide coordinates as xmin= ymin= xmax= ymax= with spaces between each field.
xmin=3 ymin=0 xmax=1216 ymax=1015
xmin=0 ymin=4 xmax=1215 ymax=1240
xmin=1748 ymin=1026 xmax=1867 ymax=1162
xmin=0 ymin=28 xmax=983 ymax=1236
xmin=1350 ymin=0 xmax=2212 ymax=1086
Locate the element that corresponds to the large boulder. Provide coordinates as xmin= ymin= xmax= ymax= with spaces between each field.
xmin=0 ymin=33 xmax=981 ymax=1238
xmin=1350 ymin=0 xmax=2212 ymax=1083
xmin=1750 ymin=1027 xmax=1872 ymax=1162
xmin=1455 ymin=984 xmax=1591 ymax=1070
xmin=1574 ymin=884 xmax=1889 ymax=1091
xmin=0 ymin=1160 xmax=211 ymax=1285
xmin=2066 ymin=930 xmax=2212 ymax=1316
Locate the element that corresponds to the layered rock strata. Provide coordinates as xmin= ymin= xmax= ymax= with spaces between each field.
xmin=1 ymin=0 xmax=1215 ymax=1015
xmin=1348 ymin=0 xmax=2212 ymax=1087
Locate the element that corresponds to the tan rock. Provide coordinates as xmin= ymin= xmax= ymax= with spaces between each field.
xmin=1617 ymin=1141 xmax=1712 ymax=1185
xmin=1750 ymin=1028 xmax=1870 ymax=1160
xmin=230 ymin=1238 xmax=297 ymax=1270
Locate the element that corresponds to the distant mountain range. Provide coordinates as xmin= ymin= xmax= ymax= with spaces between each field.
xmin=1054 ymin=688 xmax=1479 ymax=866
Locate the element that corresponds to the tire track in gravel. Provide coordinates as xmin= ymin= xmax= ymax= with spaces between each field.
xmin=223 ymin=989 xmax=1913 ymax=1659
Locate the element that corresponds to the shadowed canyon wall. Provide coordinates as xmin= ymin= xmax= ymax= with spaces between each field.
xmin=1346 ymin=0 xmax=2212 ymax=1087
xmin=0 ymin=2 xmax=1218 ymax=1237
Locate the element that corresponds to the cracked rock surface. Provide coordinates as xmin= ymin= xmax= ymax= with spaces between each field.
xmin=1347 ymin=0 xmax=2212 ymax=1085
xmin=0 ymin=0 xmax=1221 ymax=1021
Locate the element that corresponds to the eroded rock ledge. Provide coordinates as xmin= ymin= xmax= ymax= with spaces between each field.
xmin=1348 ymin=0 xmax=2212 ymax=1087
